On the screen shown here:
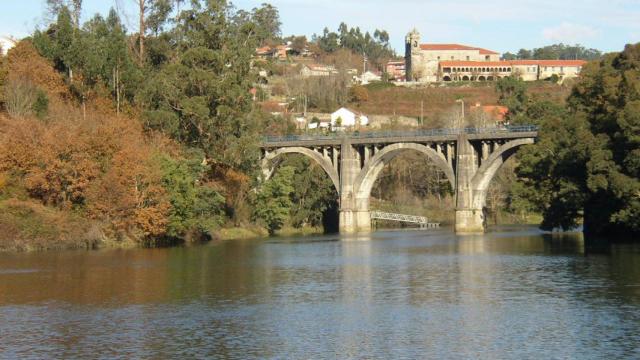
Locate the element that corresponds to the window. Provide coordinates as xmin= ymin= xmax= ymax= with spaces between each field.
xmin=437 ymin=56 xmax=440 ymax=60
xmin=485 ymin=55 xmax=490 ymax=61
xmin=451 ymin=56 xmax=454 ymax=60
xmin=466 ymin=56 xmax=470 ymax=61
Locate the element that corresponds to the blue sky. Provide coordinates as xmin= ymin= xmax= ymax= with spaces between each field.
xmin=1 ymin=0 xmax=639 ymax=54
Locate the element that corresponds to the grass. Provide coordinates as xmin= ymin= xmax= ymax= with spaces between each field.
xmin=0 ymin=198 xmax=103 ymax=252
xmin=212 ymin=226 xmax=269 ymax=241
xmin=275 ymin=225 xmax=324 ymax=237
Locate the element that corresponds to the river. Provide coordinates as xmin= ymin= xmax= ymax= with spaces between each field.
xmin=1 ymin=226 xmax=639 ymax=359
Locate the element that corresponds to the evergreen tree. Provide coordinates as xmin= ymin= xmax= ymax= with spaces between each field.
xmin=254 ymin=166 xmax=294 ymax=234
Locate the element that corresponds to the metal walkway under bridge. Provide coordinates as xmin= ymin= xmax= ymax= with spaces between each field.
xmin=370 ymin=211 xmax=440 ymax=229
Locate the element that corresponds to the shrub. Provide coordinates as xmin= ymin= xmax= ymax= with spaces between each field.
xmin=4 ymin=78 xmax=38 ymax=118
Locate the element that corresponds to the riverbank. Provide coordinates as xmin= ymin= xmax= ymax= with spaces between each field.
xmin=0 ymin=199 xmax=326 ymax=252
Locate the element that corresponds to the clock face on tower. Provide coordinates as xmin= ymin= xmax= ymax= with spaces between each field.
xmin=414 ymin=40 xmax=418 ymax=48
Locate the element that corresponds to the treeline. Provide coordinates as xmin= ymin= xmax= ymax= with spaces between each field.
xmin=312 ymin=23 xmax=395 ymax=69
xmin=0 ymin=0 xmax=310 ymax=249
xmin=497 ymin=44 xmax=640 ymax=239
xmin=502 ymin=43 xmax=602 ymax=61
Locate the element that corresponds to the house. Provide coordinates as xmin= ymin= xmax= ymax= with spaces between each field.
xmin=358 ymin=71 xmax=382 ymax=85
xmin=330 ymin=107 xmax=369 ymax=130
xmin=254 ymin=44 xmax=291 ymax=60
xmin=300 ymin=64 xmax=338 ymax=77
xmin=273 ymin=44 xmax=289 ymax=60
xmin=255 ymin=46 xmax=274 ymax=59
xmin=470 ymin=103 xmax=509 ymax=125
xmin=386 ymin=60 xmax=406 ymax=81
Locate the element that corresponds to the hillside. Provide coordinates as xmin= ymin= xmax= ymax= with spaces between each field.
xmin=348 ymin=81 xmax=573 ymax=123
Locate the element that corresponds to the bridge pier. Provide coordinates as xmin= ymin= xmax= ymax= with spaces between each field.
xmin=338 ymin=139 xmax=372 ymax=233
xmin=455 ymin=134 xmax=487 ymax=233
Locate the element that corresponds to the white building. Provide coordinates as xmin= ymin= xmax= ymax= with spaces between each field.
xmin=358 ymin=71 xmax=382 ymax=85
xmin=330 ymin=108 xmax=368 ymax=130
xmin=300 ymin=64 xmax=338 ymax=77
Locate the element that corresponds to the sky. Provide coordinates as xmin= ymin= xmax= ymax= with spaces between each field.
xmin=1 ymin=0 xmax=639 ymax=55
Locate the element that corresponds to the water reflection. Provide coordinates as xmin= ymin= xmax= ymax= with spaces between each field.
xmin=1 ymin=227 xmax=640 ymax=358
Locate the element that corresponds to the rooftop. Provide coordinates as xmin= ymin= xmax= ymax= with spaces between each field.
xmin=439 ymin=60 xmax=587 ymax=67
xmin=420 ymin=43 xmax=499 ymax=55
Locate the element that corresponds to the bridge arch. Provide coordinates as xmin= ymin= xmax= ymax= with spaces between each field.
xmin=471 ymin=138 xmax=535 ymax=207
xmin=353 ymin=143 xmax=455 ymax=202
xmin=262 ymin=147 xmax=340 ymax=193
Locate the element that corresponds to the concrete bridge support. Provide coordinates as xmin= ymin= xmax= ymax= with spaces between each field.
xmin=338 ymin=140 xmax=372 ymax=233
xmin=455 ymin=134 xmax=486 ymax=233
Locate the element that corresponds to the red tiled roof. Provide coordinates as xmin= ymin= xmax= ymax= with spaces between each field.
xmin=471 ymin=105 xmax=509 ymax=120
xmin=440 ymin=60 xmax=587 ymax=67
xmin=439 ymin=61 xmax=511 ymax=67
xmin=533 ymin=60 xmax=587 ymax=67
xmin=420 ymin=43 xmax=499 ymax=55
xmin=255 ymin=46 xmax=272 ymax=55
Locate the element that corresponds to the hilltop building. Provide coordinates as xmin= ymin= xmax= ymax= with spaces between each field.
xmin=405 ymin=29 xmax=586 ymax=83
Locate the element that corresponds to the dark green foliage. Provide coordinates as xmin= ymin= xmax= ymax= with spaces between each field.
xmin=567 ymin=43 xmax=640 ymax=237
xmin=159 ymin=154 xmax=225 ymax=239
xmin=280 ymin=155 xmax=337 ymax=228
xmin=253 ymin=166 xmax=294 ymax=234
xmin=140 ymin=0 xmax=261 ymax=171
xmin=251 ymin=3 xmax=281 ymax=44
xmin=512 ymin=43 xmax=640 ymax=239
xmin=312 ymin=23 xmax=394 ymax=68
xmin=364 ymin=81 xmax=395 ymax=92
xmin=33 ymin=90 xmax=49 ymax=118
xmin=505 ymin=44 xmax=602 ymax=61
xmin=495 ymin=76 xmax=528 ymax=119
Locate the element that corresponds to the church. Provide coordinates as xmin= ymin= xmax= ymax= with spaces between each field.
xmin=405 ymin=29 xmax=586 ymax=83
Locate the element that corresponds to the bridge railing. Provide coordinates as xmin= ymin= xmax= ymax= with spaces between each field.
xmin=262 ymin=125 xmax=538 ymax=144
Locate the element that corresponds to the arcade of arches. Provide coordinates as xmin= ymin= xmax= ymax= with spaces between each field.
xmin=261 ymin=132 xmax=537 ymax=234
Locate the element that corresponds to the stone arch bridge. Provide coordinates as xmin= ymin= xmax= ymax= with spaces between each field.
xmin=261 ymin=125 xmax=538 ymax=234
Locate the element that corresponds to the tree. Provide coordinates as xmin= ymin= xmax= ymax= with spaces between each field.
xmin=513 ymin=43 xmax=640 ymax=239
xmin=251 ymin=3 xmax=281 ymax=44
xmin=141 ymin=0 xmax=260 ymax=171
xmin=159 ymin=155 xmax=225 ymax=239
xmin=46 ymin=0 xmax=82 ymax=28
xmin=254 ymin=166 xmax=294 ymax=234
xmin=517 ymin=48 xmax=532 ymax=59
xmin=495 ymin=76 xmax=528 ymax=119
xmin=133 ymin=0 xmax=176 ymax=62
xmin=281 ymin=155 xmax=337 ymax=228
xmin=350 ymin=85 xmax=369 ymax=103
xmin=502 ymin=52 xmax=517 ymax=60
xmin=290 ymin=35 xmax=307 ymax=54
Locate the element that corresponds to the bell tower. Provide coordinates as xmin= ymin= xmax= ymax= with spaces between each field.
xmin=405 ymin=29 xmax=421 ymax=81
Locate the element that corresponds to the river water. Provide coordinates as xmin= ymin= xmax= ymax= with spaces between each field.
xmin=1 ymin=226 xmax=640 ymax=359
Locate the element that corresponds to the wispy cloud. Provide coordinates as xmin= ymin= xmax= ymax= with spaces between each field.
xmin=542 ymin=22 xmax=600 ymax=43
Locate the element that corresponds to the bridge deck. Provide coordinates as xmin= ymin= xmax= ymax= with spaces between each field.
xmin=261 ymin=125 xmax=538 ymax=147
